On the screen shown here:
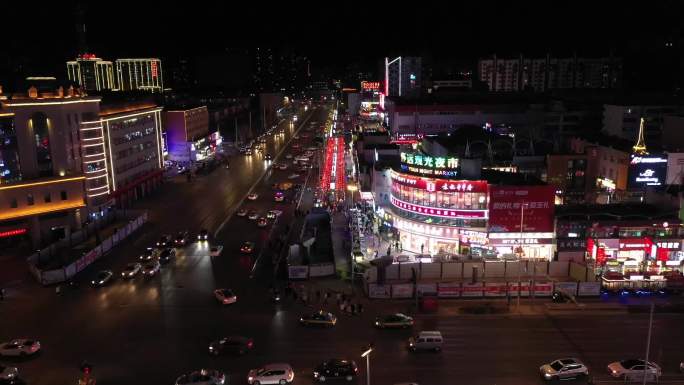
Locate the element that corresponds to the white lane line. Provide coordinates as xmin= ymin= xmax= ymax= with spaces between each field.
xmin=213 ymin=110 xmax=316 ymax=238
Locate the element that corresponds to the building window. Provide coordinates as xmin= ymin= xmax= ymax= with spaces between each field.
xmin=31 ymin=112 xmax=53 ymax=177
xmin=60 ymin=190 xmax=67 ymax=200
xmin=0 ymin=116 xmax=22 ymax=184
xmin=10 ymin=198 xmax=17 ymax=208
xmin=27 ymin=194 xmax=34 ymax=205
xmin=44 ymin=193 xmax=51 ymax=203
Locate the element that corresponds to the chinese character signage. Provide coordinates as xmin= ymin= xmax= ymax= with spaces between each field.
xmin=361 ymin=81 xmax=381 ymax=91
xmin=628 ymin=154 xmax=667 ymax=188
xmin=390 ymin=171 xmax=487 ymax=193
xmin=400 ymin=151 xmax=460 ymax=178
xmin=488 ymin=186 xmax=555 ymax=233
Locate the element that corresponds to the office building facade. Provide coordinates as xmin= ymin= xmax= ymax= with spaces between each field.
xmin=66 ymin=54 xmax=116 ymax=92
xmin=115 ymin=58 xmax=164 ymax=93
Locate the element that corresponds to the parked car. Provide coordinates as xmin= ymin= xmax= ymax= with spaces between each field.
xmin=313 ymin=359 xmax=358 ymax=382
xmin=208 ymin=336 xmax=254 ymax=356
xmin=175 ymin=369 xmax=225 ymax=385
xmin=607 ymin=359 xmax=661 ymax=379
xmin=539 ymin=358 xmax=589 ymax=380
xmin=408 ymin=331 xmax=443 ymax=352
xmin=91 ymin=270 xmax=114 ymax=287
xmin=214 ymin=289 xmax=237 ymax=305
xmin=0 ymin=339 xmax=41 ymax=357
xmin=375 ymin=313 xmax=414 ymax=329
xmin=247 ymin=363 xmax=294 ymax=385
xmin=300 ymin=311 xmax=337 ymax=327
xmin=121 ymin=263 xmax=142 ymax=279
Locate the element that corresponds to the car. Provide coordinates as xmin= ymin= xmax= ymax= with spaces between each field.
xmin=245 ymin=149 xmax=253 ymax=155
xmin=236 ymin=209 xmax=248 ymax=217
xmin=408 ymin=331 xmax=443 ymax=352
xmin=175 ymin=369 xmax=226 ymax=385
xmin=551 ymin=291 xmax=572 ymax=303
xmin=91 ymin=270 xmax=113 ymax=287
xmin=208 ymin=336 xmax=254 ymax=356
xmin=264 ymin=154 xmax=273 ymax=161
xmin=288 ymin=174 xmax=300 ymax=179
xmin=607 ymin=359 xmax=661 ymax=379
xmin=0 ymin=365 xmax=18 ymax=382
xmin=197 ymin=229 xmax=209 ymax=241
xmin=121 ymin=263 xmax=142 ymax=279
xmin=267 ymin=210 xmax=280 ymax=220
xmin=156 ymin=234 xmax=172 ymax=248
xmin=174 ymin=231 xmax=189 ymax=247
xmin=285 ymin=154 xmax=293 ymax=159
xmin=142 ymin=261 xmax=161 ymax=276
xmin=274 ymin=191 xmax=285 ymax=202
xmin=159 ymin=248 xmax=176 ymax=264
xmin=375 ymin=313 xmax=414 ymax=329
xmin=257 ymin=217 xmax=269 ymax=228
xmin=241 ymin=242 xmax=255 ymax=254
xmin=294 ymin=135 xmax=300 ymax=139
xmin=300 ymin=311 xmax=337 ymax=327
xmin=539 ymin=358 xmax=589 ymax=380
xmin=313 ymin=359 xmax=358 ymax=382
xmin=139 ymin=248 xmax=157 ymax=262
xmin=277 ymin=163 xmax=288 ymax=170
xmin=248 ymin=363 xmax=294 ymax=385
xmin=0 ymin=339 xmax=41 ymax=357
xmin=214 ymin=289 xmax=237 ymax=305
xmin=209 ymin=245 xmax=223 ymax=257
xmin=248 ymin=211 xmax=259 ymax=220
xmin=247 ymin=193 xmax=259 ymax=201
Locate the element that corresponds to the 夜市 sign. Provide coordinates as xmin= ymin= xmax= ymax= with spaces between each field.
xmin=400 ymin=152 xmax=459 ymax=178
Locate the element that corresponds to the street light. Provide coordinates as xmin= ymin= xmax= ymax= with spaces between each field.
xmin=361 ymin=345 xmax=373 ymax=385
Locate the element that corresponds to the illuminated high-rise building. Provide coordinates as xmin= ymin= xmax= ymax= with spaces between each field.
xmin=115 ymin=58 xmax=164 ymax=93
xmin=66 ymin=54 xmax=116 ymax=92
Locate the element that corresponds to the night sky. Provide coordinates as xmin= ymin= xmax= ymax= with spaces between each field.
xmin=1 ymin=1 xmax=682 ymax=88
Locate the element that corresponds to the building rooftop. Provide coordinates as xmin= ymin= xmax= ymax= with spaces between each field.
xmin=556 ymin=204 xmax=679 ymax=222
xmin=99 ymin=102 xmax=160 ymax=117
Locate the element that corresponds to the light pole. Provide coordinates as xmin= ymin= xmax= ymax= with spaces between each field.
xmin=361 ymin=346 xmax=373 ymax=385
xmin=642 ymin=301 xmax=655 ymax=385
xmin=517 ymin=202 xmax=529 ymax=311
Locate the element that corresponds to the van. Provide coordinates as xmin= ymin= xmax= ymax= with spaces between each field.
xmin=408 ymin=331 xmax=443 ymax=352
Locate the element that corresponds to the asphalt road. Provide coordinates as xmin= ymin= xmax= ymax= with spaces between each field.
xmin=3 ymin=104 xmax=684 ymax=385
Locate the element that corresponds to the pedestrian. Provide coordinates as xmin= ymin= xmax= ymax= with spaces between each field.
xmin=339 ymin=301 xmax=346 ymax=312
xmin=323 ymin=291 xmax=329 ymax=304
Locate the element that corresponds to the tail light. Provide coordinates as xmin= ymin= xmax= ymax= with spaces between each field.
xmin=247 ymin=340 xmax=253 ymax=348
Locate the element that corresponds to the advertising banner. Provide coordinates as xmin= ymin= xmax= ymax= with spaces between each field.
xmin=437 ymin=282 xmax=461 ymax=298
xmin=578 ymin=282 xmax=601 ymax=296
xmin=368 ymin=284 xmax=391 ymax=299
xmin=416 ymin=283 xmax=438 ymax=296
xmin=392 ymin=284 xmax=414 ymax=298
xmin=461 ymin=282 xmax=484 ymax=297
xmin=484 ymin=282 xmax=508 ymax=297
xmin=628 ymin=154 xmax=668 ymax=189
xmin=488 ymin=186 xmax=556 ymax=232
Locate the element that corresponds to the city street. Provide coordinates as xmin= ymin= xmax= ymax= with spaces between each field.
xmin=2 ymin=104 xmax=684 ymax=385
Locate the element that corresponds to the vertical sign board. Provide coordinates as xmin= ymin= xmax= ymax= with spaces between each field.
xmin=437 ymin=282 xmax=461 ymax=298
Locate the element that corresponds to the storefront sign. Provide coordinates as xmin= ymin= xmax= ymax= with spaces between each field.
xmin=391 ymin=196 xmax=487 ymax=219
xmin=390 ymin=171 xmax=488 ymax=193
xmin=400 ymin=152 xmax=460 ymax=178
xmin=0 ymin=228 xmax=27 ymax=238
xmin=656 ymin=241 xmax=681 ymax=250
xmin=493 ymin=238 xmax=553 ymax=245
xmin=488 ymin=186 xmax=555 ymax=232
xmin=391 ymin=284 xmax=414 ymax=298
xmin=461 ymin=282 xmax=484 ymax=297
xmin=368 ymin=284 xmax=391 ymax=298
xmin=577 ymin=282 xmax=601 ymax=296
xmin=361 ymin=81 xmax=381 ymax=91
xmin=666 ymin=260 xmax=682 ymax=266
xmin=393 ymin=217 xmax=488 ymax=243
xmin=629 ymin=154 xmax=668 ymax=188
xmin=437 ymin=282 xmax=461 ymax=298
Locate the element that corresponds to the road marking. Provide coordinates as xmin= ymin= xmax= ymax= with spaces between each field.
xmin=214 ymin=110 xmax=316 ymax=238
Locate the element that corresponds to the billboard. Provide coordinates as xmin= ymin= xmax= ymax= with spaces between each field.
xmin=488 ymin=185 xmax=555 ymax=233
xmin=628 ymin=154 xmax=668 ymax=188
xmin=400 ymin=151 xmax=460 ymax=178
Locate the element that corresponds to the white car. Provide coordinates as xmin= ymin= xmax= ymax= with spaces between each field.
xmin=247 ymin=193 xmax=258 ymax=201
xmin=285 ymin=154 xmax=293 ymax=159
xmin=539 ymin=358 xmax=589 ymax=380
xmin=0 ymin=365 xmax=18 ymax=381
xmin=607 ymin=359 xmax=661 ymax=379
xmin=121 ymin=262 xmax=142 ymax=279
xmin=142 ymin=261 xmax=161 ymax=276
xmin=214 ymin=289 xmax=237 ymax=305
xmin=248 ymin=363 xmax=294 ymax=385
xmin=209 ymin=246 xmax=223 ymax=257
xmin=0 ymin=339 xmax=41 ymax=357
xmin=175 ymin=369 xmax=226 ymax=385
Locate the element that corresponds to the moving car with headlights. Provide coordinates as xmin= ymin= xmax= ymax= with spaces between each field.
xmin=208 ymin=336 xmax=254 ymax=356
xmin=240 ymin=242 xmax=254 ymax=254
xmin=121 ymin=263 xmax=142 ymax=279
xmin=285 ymin=154 xmax=293 ymax=159
xmin=408 ymin=331 xmax=443 ymax=352
xmin=247 ymin=193 xmax=259 ymax=201
xmin=539 ymin=358 xmax=589 ymax=380
xmin=156 ymin=234 xmax=172 ymax=248
xmin=264 ymin=153 xmax=273 ymax=161
xmin=267 ymin=210 xmax=280 ymax=220
xmin=257 ymin=217 xmax=269 ymax=228
xmin=209 ymin=246 xmax=223 ymax=257
xmin=300 ymin=311 xmax=337 ymax=327
xmin=175 ymin=369 xmax=225 ymax=385
xmin=277 ymin=163 xmax=288 ymax=170
xmin=247 ymin=363 xmax=294 ymax=385
xmin=139 ymin=248 xmax=157 ymax=262
xmin=159 ymin=248 xmax=176 ymax=264
xmin=375 ymin=313 xmax=414 ymax=329
xmin=245 ymin=149 xmax=253 ymax=155
xmin=0 ymin=339 xmax=41 ymax=357
xmin=274 ymin=191 xmax=285 ymax=202
xmin=174 ymin=231 xmax=189 ymax=247
xmin=142 ymin=261 xmax=161 ymax=277
xmin=313 ymin=359 xmax=358 ymax=382
xmin=237 ymin=209 xmax=248 ymax=217
xmin=197 ymin=229 xmax=209 ymax=241
xmin=607 ymin=359 xmax=661 ymax=379
xmin=0 ymin=365 xmax=18 ymax=381
xmin=248 ymin=211 xmax=259 ymax=220
xmin=214 ymin=289 xmax=237 ymax=305
xmin=91 ymin=270 xmax=113 ymax=287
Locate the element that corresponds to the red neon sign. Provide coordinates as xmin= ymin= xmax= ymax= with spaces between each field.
xmin=361 ymin=81 xmax=380 ymax=91
xmin=0 ymin=228 xmax=27 ymax=238
xmin=390 ymin=196 xmax=488 ymax=219
xmin=151 ymin=62 xmax=158 ymax=78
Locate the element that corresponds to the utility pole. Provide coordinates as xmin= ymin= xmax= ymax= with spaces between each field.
xmin=642 ymin=301 xmax=655 ymax=385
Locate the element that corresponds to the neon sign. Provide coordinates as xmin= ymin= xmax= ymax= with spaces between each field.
xmin=390 ymin=171 xmax=488 ymax=193
xmin=400 ymin=152 xmax=459 ymax=178
xmin=0 ymin=228 xmax=27 ymax=238
xmin=361 ymin=81 xmax=381 ymax=91
xmin=390 ymin=196 xmax=487 ymax=219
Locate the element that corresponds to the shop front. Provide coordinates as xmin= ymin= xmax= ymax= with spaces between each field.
xmin=488 ymin=232 xmax=555 ymax=260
